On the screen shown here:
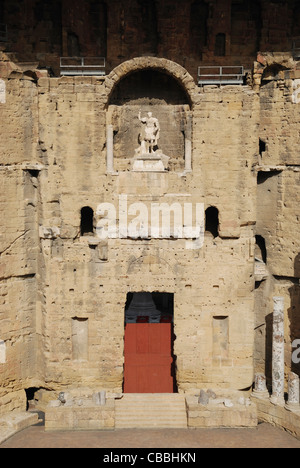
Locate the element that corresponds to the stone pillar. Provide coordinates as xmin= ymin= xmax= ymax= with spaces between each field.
xmin=185 ymin=137 xmax=192 ymax=172
xmin=99 ymin=390 xmax=106 ymax=406
xmin=0 ymin=339 xmax=6 ymax=364
xmin=92 ymin=390 xmax=106 ymax=406
xmin=252 ymin=373 xmax=269 ymax=399
xmin=106 ymin=124 xmax=114 ymax=173
xmin=184 ymin=114 xmax=192 ymax=172
xmin=286 ymin=372 xmax=300 ymax=410
xmin=270 ymin=297 xmax=285 ymax=406
xmin=0 ymin=79 xmax=6 ymax=104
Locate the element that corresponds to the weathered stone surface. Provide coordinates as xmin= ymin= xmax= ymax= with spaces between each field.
xmin=187 ymin=396 xmax=257 ymax=428
xmin=255 ymin=398 xmax=300 ymax=440
xmin=45 ymin=399 xmax=115 ymax=431
xmin=0 ymin=412 xmax=39 ymax=445
xmin=198 ymin=390 xmax=209 ymax=406
xmin=0 ymin=1 xmax=300 ymax=435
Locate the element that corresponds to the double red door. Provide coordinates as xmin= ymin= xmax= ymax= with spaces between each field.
xmin=124 ymin=323 xmax=174 ymax=393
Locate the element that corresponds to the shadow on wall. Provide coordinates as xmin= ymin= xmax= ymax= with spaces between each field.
xmin=265 ymin=311 xmax=272 ymax=389
xmin=288 ymin=253 xmax=300 ymax=376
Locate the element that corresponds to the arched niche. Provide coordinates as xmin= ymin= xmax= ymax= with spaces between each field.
xmin=105 ymin=57 xmax=196 ymax=107
xmin=105 ymin=58 xmax=196 ymax=174
xmin=109 ymin=69 xmax=190 ymax=106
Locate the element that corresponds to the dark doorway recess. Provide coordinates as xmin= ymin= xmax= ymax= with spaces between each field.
xmin=80 ymin=206 xmax=94 ymax=236
xmin=205 ymin=206 xmax=219 ymax=238
xmin=256 ymin=235 xmax=267 ymax=264
xmin=215 ymin=33 xmax=226 ymax=56
xmin=124 ymin=292 xmax=177 ymax=393
xmin=25 ymin=387 xmax=46 ymax=425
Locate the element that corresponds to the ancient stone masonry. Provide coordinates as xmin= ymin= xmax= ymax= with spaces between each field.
xmin=0 ymin=0 xmax=300 ymax=437
xmin=0 ymin=0 xmax=299 ymax=79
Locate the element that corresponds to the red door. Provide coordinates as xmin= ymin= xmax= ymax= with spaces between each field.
xmin=124 ymin=323 xmax=174 ymax=393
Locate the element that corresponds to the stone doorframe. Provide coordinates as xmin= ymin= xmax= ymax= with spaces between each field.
xmin=104 ymin=57 xmax=199 ymax=174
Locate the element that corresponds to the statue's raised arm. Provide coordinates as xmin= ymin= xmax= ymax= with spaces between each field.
xmin=138 ymin=110 xmax=147 ymax=124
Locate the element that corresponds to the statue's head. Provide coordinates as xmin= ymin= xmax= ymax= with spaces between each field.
xmin=147 ymin=112 xmax=152 ymax=117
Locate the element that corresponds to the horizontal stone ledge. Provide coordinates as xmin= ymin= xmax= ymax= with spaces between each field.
xmin=254 ymin=164 xmax=300 ymax=172
xmin=21 ymin=163 xmax=45 ymax=171
xmin=0 ymin=163 xmax=45 ymax=171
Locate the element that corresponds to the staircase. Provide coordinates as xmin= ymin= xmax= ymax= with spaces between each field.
xmin=115 ymin=394 xmax=188 ymax=429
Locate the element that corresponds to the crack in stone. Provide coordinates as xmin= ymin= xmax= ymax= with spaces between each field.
xmin=0 ymin=230 xmax=29 ymax=256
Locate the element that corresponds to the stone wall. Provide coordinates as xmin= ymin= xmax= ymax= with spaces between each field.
xmin=0 ymin=78 xmax=41 ymax=415
xmin=1 ymin=0 xmax=300 ymax=78
xmin=187 ymin=394 xmax=258 ymax=428
xmin=255 ymin=397 xmax=300 ymax=440
xmin=45 ymin=401 xmax=115 ymax=431
xmin=1 ymin=2 xmax=300 ymax=431
xmin=254 ymin=69 xmax=300 ymax=388
xmin=25 ymin=61 xmax=258 ymax=395
xmin=0 ymin=52 xmax=271 ymax=413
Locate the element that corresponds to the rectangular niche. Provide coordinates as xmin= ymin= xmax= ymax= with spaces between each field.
xmin=107 ymin=103 xmax=190 ymax=173
xmin=212 ymin=316 xmax=229 ymax=359
xmin=72 ymin=317 xmax=89 ymax=361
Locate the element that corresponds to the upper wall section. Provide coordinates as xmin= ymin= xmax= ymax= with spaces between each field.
xmin=0 ymin=77 xmax=38 ymax=165
xmin=1 ymin=0 xmax=300 ymax=80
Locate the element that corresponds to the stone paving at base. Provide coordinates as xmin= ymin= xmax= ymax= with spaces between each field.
xmin=1 ymin=423 xmax=300 ymax=448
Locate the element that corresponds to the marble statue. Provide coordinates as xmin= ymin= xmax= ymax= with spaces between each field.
xmin=133 ymin=110 xmax=169 ymax=172
xmin=138 ymin=110 xmax=160 ymax=154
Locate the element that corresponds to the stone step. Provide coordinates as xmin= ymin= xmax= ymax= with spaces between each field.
xmin=117 ymin=412 xmax=187 ymax=417
xmin=116 ymin=422 xmax=188 ymax=428
xmin=117 ymin=394 xmax=185 ymax=402
xmin=116 ymin=417 xmax=187 ymax=424
xmin=117 ymin=406 xmax=185 ymax=412
xmin=115 ymin=394 xmax=188 ymax=429
xmin=115 ymin=418 xmax=187 ymax=427
xmin=116 ymin=399 xmax=185 ymax=405
xmin=117 ymin=405 xmax=185 ymax=412
xmin=116 ymin=415 xmax=187 ymax=421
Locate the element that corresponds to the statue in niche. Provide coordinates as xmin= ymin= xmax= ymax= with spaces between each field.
xmin=138 ymin=110 xmax=160 ymax=154
xmin=133 ymin=109 xmax=169 ymax=172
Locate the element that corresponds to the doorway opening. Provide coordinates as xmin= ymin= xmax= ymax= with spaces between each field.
xmin=123 ymin=292 xmax=177 ymax=393
xmin=80 ymin=206 xmax=94 ymax=236
xmin=125 ymin=292 xmax=174 ymax=324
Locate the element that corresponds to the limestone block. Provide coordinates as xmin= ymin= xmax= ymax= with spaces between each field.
xmin=39 ymin=226 xmax=60 ymax=239
xmin=187 ymin=396 xmax=258 ymax=428
xmin=45 ymin=402 xmax=115 ymax=431
xmin=0 ymin=412 xmax=38 ymax=444
xmin=255 ymin=398 xmax=300 ymax=440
